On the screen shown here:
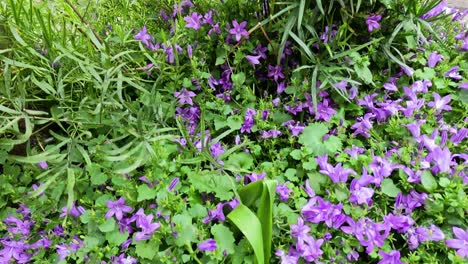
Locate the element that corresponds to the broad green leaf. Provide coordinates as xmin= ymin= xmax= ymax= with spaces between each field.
xmin=227 ymin=204 xmax=264 ymax=264
xmin=324 ymin=136 xmax=342 ymax=154
xmin=173 ymin=214 xmax=196 ymax=247
xmin=137 ymin=184 xmax=158 ymax=202
xmin=232 ymin=72 xmax=246 ymax=87
xmin=135 ymin=241 xmax=157 ymax=259
xmin=188 ymin=171 xmax=234 ymax=200
xmin=106 ymin=230 xmax=129 ymax=246
xmin=238 ymin=180 xmax=263 ymax=207
xmin=211 ymin=224 xmax=235 ymax=254
xmin=98 ymin=218 xmax=116 ymax=233
xmin=421 ymin=171 xmax=437 ymax=191
xmin=225 ymin=152 xmax=254 ymax=170
xmin=381 ymin=178 xmax=401 ymax=198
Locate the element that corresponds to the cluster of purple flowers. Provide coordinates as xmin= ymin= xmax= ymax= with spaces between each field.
xmin=202 ymin=198 xmax=239 ymax=223
xmin=105 ymin=197 xmax=160 ymax=243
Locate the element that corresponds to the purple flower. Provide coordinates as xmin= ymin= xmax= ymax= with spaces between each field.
xmin=341 ymin=218 xmax=389 ymax=253
xmin=134 ymin=209 xmax=161 ymax=241
xmin=383 ymin=82 xmax=398 ymax=92
xmin=451 ymin=128 xmax=467 ymax=145
xmin=366 ymin=14 xmax=382 ymax=32
xmin=378 ymin=250 xmax=405 ymax=264
xmin=427 ymin=51 xmax=443 ymax=67
xmin=174 ymin=87 xmax=197 ymax=105
xmin=317 ymin=155 xmax=356 ymax=184
xmin=3 ymin=214 xmax=33 ymax=236
xmin=416 ymin=225 xmax=445 ymax=243
xmin=275 ymin=249 xmax=299 ymax=264
xmin=383 ymin=213 xmax=414 ymax=233
xmin=168 ymin=177 xmax=179 ymax=192
xmin=349 ymin=182 xmax=374 ymax=205
xmin=184 ymin=12 xmax=203 ymax=30
xmin=245 ymin=55 xmax=261 ymax=66
xmin=229 ymin=20 xmax=249 ymax=42
xmin=276 ymin=183 xmax=292 ymax=201
xmin=37 ymin=161 xmax=48 ymax=170
xmin=421 ymin=0 xmax=447 ymax=20
xmin=351 ymin=113 xmax=375 ymax=138
xmin=134 ymin=26 xmax=153 ymax=47
xmin=105 ymin=197 xmax=133 ymax=221
xmin=291 ymin=217 xmax=311 ymax=242
xmin=427 ymin=93 xmax=451 ymax=113
xmin=267 ymin=65 xmax=285 ymax=83
xmin=446 ymin=226 xmax=468 ymax=258
xmin=0 ymin=238 xmax=31 ymax=263
xmin=427 ymin=146 xmax=452 ymax=173
xmin=299 ymin=236 xmax=324 ymax=262
xmin=210 ymin=142 xmax=225 ymax=160
xmin=112 ymin=253 xmax=137 ymax=264
xmin=345 ymin=146 xmax=365 ymax=159
xmin=261 ymin=129 xmax=282 ymax=139
xmin=301 ymin=196 xmax=344 ymax=228
xmin=445 ymin=66 xmax=462 ymax=80
xmin=198 ymin=239 xmax=217 ymax=251
xmin=60 ymin=202 xmax=85 ymax=218
xmin=240 ymin=108 xmax=256 ymax=134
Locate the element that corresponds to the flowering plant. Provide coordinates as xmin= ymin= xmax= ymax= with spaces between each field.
xmin=0 ymin=0 xmax=467 ymax=263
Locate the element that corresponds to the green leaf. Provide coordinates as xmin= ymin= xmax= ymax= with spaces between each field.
xmin=299 ymin=123 xmax=328 ymax=155
xmin=421 ymin=171 xmax=437 ymax=191
xmin=211 ymin=224 xmax=235 ymax=254
xmin=381 ymin=178 xmax=401 ymax=197
xmin=227 ymin=204 xmax=264 ymax=264
xmin=106 ymin=230 xmax=129 ymax=246
xmin=232 ymin=72 xmax=246 ymax=87
xmin=189 ymin=204 xmax=207 ymax=218
xmin=188 ymin=171 xmax=234 ymax=200
xmin=414 ymin=67 xmax=436 ymax=80
xmin=88 ymin=164 xmax=107 ymax=186
xmin=324 ymin=136 xmax=342 ymax=154
xmin=98 ymin=218 xmax=116 ymax=233
xmin=225 ymin=152 xmax=254 ymax=170
xmin=135 ymin=241 xmax=157 ymax=259
xmin=284 ymin=168 xmax=297 ymax=181
xmin=257 ymin=180 xmax=276 ymax=263
xmin=137 ymin=184 xmax=158 ymax=202
xmin=290 ymin=150 xmax=302 ymax=160
xmin=173 ymin=214 xmax=196 ymax=247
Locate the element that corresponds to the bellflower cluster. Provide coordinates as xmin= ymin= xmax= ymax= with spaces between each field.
xmin=202 ymin=198 xmax=239 ymax=223
xmin=302 ymin=196 xmax=346 ymax=229
xmin=240 ymin=108 xmax=256 ymax=133
xmin=366 ymin=14 xmax=382 ymax=32
xmin=316 ymin=154 xmax=357 ymax=183
xmin=59 ymin=201 xmax=85 ymax=218
xmin=341 ymin=217 xmax=390 ymax=253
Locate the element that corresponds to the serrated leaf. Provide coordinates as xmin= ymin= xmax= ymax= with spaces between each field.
xmin=106 ymin=230 xmax=129 ymax=246
xmin=173 ymin=214 xmax=196 ymax=247
xmin=188 ymin=171 xmax=234 ymax=200
xmin=211 ymin=224 xmax=235 ymax=254
xmin=135 ymin=241 xmax=157 ymax=259
xmin=299 ymin=123 xmax=329 ymax=155
xmin=225 ymin=152 xmax=254 ymax=170
xmin=381 ymin=178 xmax=401 ymax=197
xmin=137 ymin=184 xmax=158 ymax=201
xmin=324 ymin=136 xmax=342 ymax=154
xmin=98 ymin=218 xmax=116 ymax=233
xmin=421 ymin=171 xmax=437 ymax=191
xmin=290 ymin=149 xmax=302 ymax=160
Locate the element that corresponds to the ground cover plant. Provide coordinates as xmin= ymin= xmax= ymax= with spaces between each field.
xmin=0 ymin=0 xmax=467 ymax=263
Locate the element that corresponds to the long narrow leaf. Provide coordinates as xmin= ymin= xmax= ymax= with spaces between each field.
xmin=227 ymin=204 xmax=264 ymax=264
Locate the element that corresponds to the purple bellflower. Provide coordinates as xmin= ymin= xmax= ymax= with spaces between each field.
xmin=445 ymin=66 xmax=462 ymax=80
xmin=174 ymin=87 xmax=197 ymax=105
xmin=105 ymin=197 xmax=133 ymax=221
xmin=198 ymin=239 xmax=217 ymax=251
xmin=446 ymin=226 xmax=468 ymax=258
xmin=184 ymin=12 xmax=203 ymax=30
xmin=378 ymin=250 xmax=405 ymax=264
xmin=427 ymin=51 xmax=443 ymax=67
xmin=366 ymin=14 xmax=382 ymax=32
xmin=229 ymin=20 xmax=249 ymax=42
